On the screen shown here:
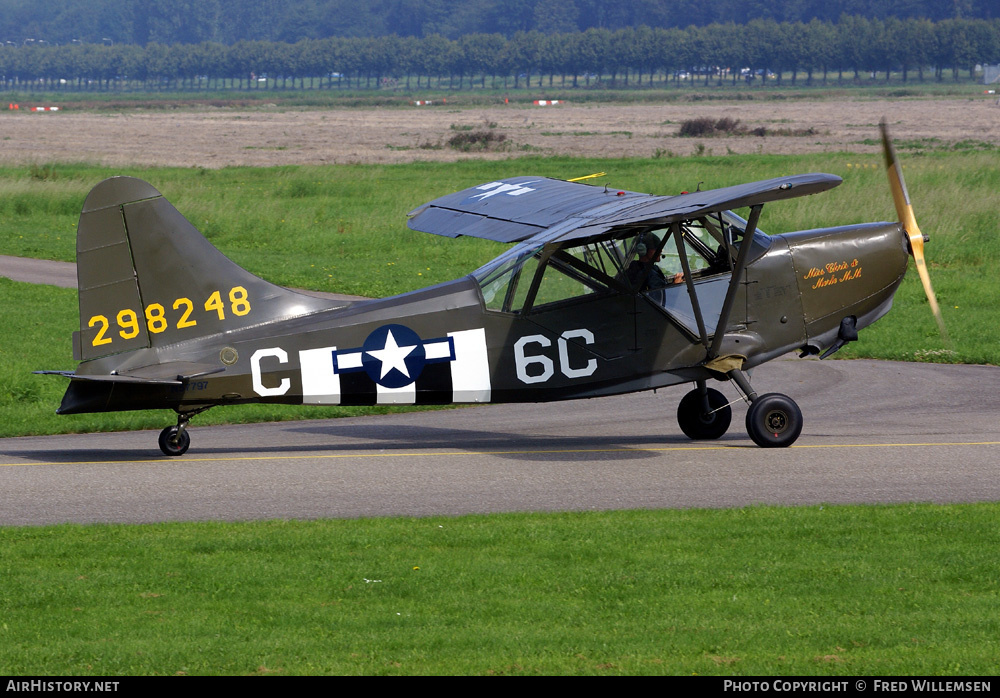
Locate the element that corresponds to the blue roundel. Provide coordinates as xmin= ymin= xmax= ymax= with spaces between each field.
xmin=361 ymin=324 xmax=427 ymax=389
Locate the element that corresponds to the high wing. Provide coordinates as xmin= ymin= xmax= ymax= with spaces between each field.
xmin=407 ymin=173 xmax=842 ymax=244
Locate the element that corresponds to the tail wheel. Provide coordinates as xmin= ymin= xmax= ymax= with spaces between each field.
xmin=746 ymin=393 xmax=802 ymax=448
xmin=677 ymin=387 xmax=732 ymax=440
xmin=158 ymin=425 xmax=191 ymax=457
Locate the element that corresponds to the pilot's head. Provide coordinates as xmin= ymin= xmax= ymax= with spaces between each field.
xmin=637 ymin=233 xmax=661 ymax=261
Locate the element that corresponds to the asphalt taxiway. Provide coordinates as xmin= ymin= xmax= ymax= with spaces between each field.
xmin=2 ymin=358 xmax=998 ymax=526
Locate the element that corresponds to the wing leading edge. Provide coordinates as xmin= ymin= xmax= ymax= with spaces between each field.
xmin=407 ymin=173 xmax=842 ymax=244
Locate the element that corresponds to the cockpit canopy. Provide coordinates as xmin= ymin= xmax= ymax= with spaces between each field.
xmin=473 ymin=209 xmax=769 ymax=315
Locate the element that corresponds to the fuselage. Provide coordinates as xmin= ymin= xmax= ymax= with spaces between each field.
xmin=58 ymin=219 xmax=909 ymax=415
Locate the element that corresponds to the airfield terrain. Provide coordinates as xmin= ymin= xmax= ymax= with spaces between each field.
xmin=2 ymin=93 xmax=999 ymax=523
xmin=1 ymin=96 xmax=998 ymax=167
xmin=1 ymin=94 xmax=997 ymax=676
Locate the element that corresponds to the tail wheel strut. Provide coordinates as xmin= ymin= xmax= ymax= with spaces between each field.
xmin=158 ymin=406 xmax=212 ymax=457
xmin=158 ymin=424 xmax=191 ymax=457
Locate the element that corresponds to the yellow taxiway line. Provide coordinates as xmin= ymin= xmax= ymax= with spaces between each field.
xmin=2 ymin=440 xmax=1000 ymax=468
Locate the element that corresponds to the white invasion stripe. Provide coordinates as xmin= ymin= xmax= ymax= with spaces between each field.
xmin=424 ymin=338 xmax=453 ymax=361
xmin=377 ymin=384 xmax=415 ymax=405
xmin=449 ymin=328 xmax=491 ymax=403
xmin=335 ymin=350 xmax=363 ymax=371
xmin=299 ymin=346 xmax=341 ymax=405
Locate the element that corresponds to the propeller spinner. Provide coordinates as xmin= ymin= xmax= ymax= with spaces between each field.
xmin=880 ymin=119 xmax=950 ymax=347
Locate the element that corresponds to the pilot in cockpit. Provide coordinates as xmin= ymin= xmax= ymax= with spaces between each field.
xmin=627 ymin=232 xmax=684 ymax=291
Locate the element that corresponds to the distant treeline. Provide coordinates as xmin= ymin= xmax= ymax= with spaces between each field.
xmin=2 ymin=17 xmax=998 ymax=91
xmin=0 ymin=0 xmax=996 ymax=46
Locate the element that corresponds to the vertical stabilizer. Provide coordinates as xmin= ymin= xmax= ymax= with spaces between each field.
xmin=75 ymin=176 xmax=333 ymax=362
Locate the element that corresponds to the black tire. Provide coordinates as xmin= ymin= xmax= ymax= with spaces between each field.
xmin=158 ymin=425 xmax=191 ymax=457
xmin=677 ymin=387 xmax=732 ymax=440
xmin=745 ymin=393 xmax=802 ymax=448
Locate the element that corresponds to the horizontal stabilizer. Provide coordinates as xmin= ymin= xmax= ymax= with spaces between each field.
xmin=36 ymin=362 xmax=225 ymax=385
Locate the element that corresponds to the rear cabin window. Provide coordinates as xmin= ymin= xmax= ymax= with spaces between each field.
xmin=474 ymin=235 xmax=638 ymax=314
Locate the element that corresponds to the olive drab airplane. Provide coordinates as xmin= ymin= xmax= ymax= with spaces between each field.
xmin=38 ymin=123 xmax=944 ymax=455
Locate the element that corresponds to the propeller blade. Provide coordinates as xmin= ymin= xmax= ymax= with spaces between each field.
xmin=880 ymin=120 xmax=951 ymax=347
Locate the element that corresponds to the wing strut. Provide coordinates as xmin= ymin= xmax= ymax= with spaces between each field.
xmin=708 ymin=204 xmax=763 ymax=360
xmin=671 ymin=222 xmax=710 ymax=350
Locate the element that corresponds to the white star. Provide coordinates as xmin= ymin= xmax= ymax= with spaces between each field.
xmin=366 ymin=329 xmax=417 ymax=379
xmin=470 ymin=181 xmax=539 ymax=200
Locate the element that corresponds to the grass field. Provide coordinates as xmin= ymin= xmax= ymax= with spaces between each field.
xmin=1 ymin=503 xmax=997 ymax=675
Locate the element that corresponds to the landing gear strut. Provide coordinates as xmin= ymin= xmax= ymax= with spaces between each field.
xmin=675 ymin=371 xmax=804 ymax=448
xmin=158 ymin=407 xmax=212 ymax=456
xmin=158 ymin=424 xmax=191 ymax=457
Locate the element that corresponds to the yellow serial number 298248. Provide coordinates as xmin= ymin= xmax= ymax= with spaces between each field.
xmin=87 ymin=286 xmax=251 ymax=347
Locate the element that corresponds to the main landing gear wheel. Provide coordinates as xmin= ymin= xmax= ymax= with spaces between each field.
xmin=158 ymin=425 xmax=191 ymax=457
xmin=745 ymin=393 xmax=802 ymax=448
xmin=677 ymin=387 xmax=732 ymax=440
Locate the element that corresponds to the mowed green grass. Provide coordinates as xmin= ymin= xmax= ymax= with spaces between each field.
xmin=0 ymin=151 xmax=997 ymax=436
xmin=1 ymin=503 xmax=997 ymax=675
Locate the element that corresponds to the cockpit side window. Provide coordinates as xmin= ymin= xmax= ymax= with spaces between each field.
xmin=638 ymin=212 xmax=768 ymax=287
xmin=475 ymin=244 xmax=541 ymax=312
xmin=472 ymin=211 xmax=770 ymax=314
xmin=626 ymin=220 xmax=729 ymax=293
xmin=473 ymin=235 xmax=639 ymax=314
xmin=672 ymin=219 xmax=731 ymax=277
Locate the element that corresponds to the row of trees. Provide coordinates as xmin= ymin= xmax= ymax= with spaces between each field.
xmin=2 ymin=17 xmax=998 ymax=92
xmin=1 ymin=0 xmax=996 ymax=46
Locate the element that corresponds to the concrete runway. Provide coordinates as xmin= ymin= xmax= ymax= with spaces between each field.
xmin=0 ymin=254 xmax=77 ymax=288
xmin=0 ymin=254 xmax=363 ymax=302
xmin=2 ymin=358 xmax=998 ymax=526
